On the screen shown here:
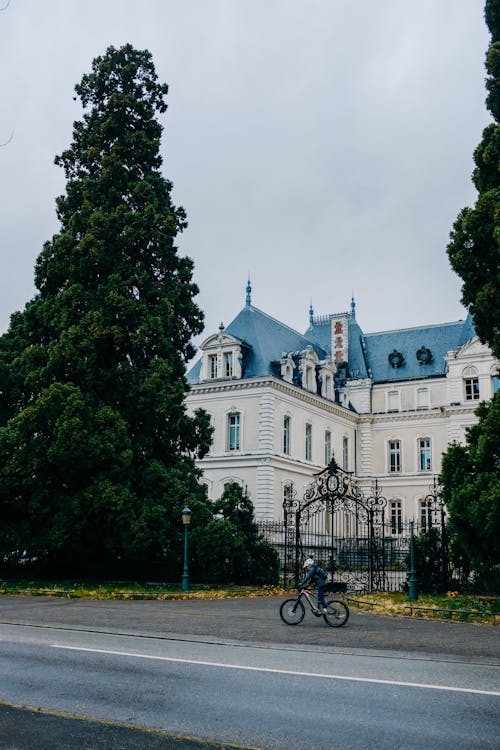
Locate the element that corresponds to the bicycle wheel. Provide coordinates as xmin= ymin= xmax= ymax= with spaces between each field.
xmin=280 ymin=598 xmax=305 ymax=625
xmin=323 ymin=599 xmax=349 ymax=627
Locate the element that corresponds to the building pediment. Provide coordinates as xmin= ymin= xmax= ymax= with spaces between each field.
xmin=200 ymin=332 xmax=246 ymax=351
xmin=447 ymin=336 xmax=490 ymax=360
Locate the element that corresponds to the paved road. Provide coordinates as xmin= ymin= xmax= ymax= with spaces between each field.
xmin=0 ymin=595 xmax=498 ymax=749
xmin=1 ymin=623 xmax=499 ymax=750
xmin=0 ymin=594 xmax=498 ymax=662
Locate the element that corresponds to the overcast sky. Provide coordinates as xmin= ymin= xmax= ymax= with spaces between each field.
xmin=0 ymin=0 xmax=491 ymax=354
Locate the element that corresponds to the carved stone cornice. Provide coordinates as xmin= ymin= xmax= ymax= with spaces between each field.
xmin=357 ymin=404 xmax=477 ymax=425
xmin=189 ymin=376 xmax=357 ymax=422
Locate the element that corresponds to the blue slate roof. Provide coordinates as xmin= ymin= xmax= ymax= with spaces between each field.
xmin=361 ymin=320 xmax=472 ymax=382
xmin=187 ymin=358 xmax=202 ymax=385
xmin=306 ymin=314 xmax=476 ymax=383
xmin=188 ymin=295 xmax=477 ymax=387
xmin=187 ymin=305 xmax=328 ymax=384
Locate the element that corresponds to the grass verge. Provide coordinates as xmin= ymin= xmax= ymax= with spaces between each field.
xmin=347 ymin=591 xmax=500 ymax=623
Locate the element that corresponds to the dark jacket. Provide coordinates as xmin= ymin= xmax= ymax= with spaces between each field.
xmin=298 ymin=563 xmax=327 ymax=589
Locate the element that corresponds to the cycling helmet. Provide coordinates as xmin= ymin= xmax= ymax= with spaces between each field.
xmin=303 ymin=557 xmax=314 ymax=568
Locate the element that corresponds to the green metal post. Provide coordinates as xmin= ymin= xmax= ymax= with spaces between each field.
xmin=408 ymin=520 xmax=418 ymax=601
xmin=182 ymin=524 xmax=189 ymax=591
xmin=181 ymin=507 xmax=191 ymax=592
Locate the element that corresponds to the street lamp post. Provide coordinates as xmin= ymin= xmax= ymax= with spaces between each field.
xmin=181 ymin=507 xmax=191 ymax=592
xmin=408 ymin=520 xmax=418 ymax=601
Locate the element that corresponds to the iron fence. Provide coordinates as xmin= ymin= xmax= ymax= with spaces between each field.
xmin=257 ymin=461 xmax=449 ymax=593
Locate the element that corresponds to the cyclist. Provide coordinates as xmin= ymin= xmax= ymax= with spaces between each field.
xmin=298 ymin=557 xmax=328 ymax=613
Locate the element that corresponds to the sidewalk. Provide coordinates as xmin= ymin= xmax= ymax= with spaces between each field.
xmin=1 ymin=594 xmax=498 ymax=663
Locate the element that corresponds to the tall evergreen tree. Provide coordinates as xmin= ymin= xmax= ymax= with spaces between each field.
xmin=0 ymin=45 xmax=212 ymax=572
xmin=440 ymin=396 xmax=500 ymax=588
xmin=447 ymin=0 xmax=500 ymax=359
xmin=442 ymin=2 xmax=500 ymax=589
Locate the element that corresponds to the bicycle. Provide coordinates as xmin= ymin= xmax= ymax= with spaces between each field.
xmin=279 ymin=588 xmax=349 ymax=628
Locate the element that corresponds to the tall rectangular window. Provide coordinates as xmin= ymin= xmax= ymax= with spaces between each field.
xmin=209 ymin=354 xmax=218 ymax=379
xmin=420 ymin=499 xmax=433 ymax=530
xmin=418 ymin=438 xmax=432 ymax=471
xmin=224 ymin=352 xmax=233 ymax=378
xmin=493 ymin=375 xmax=500 ymax=393
xmin=227 ymin=413 xmax=240 ymax=451
xmin=283 ymin=482 xmax=293 ymax=505
xmin=389 ymin=440 xmax=401 ymax=472
xmin=324 ymin=431 xmax=332 ymax=465
xmin=417 ymin=387 xmax=429 ymax=409
xmin=390 ymin=500 xmax=402 ymax=535
xmin=465 ymin=377 xmax=479 ymax=400
xmin=283 ymin=416 xmax=291 ymax=455
xmin=342 ymin=436 xmax=349 ymax=470
xmin=305 ymin=424 xmax=312 ymax=461
xmin=388 ymin=391 xmax=399 ymax=412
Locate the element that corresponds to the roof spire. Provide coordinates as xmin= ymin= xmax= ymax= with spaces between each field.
xmin=351 ymin=294 xmax=356 ymax=320
xmin=246 ymin=276 xmax=252 ymax=307
xmin=309 ymin=301 xmax=314 ymax=324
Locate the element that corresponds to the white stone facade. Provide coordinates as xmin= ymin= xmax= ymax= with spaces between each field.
xmin=186 ymin=304 xmax=499 ymax=522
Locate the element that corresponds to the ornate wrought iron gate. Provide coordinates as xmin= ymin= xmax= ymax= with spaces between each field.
xmin=283 ymin=460 xmax=390 ymax=591
xmin=281 ymin=460 xmax=449 ymax=593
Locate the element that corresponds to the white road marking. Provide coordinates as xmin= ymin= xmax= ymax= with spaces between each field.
xmin=51 ymin=645 xmax=500 ymax=697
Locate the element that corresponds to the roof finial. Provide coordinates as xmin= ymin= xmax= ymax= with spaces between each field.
xmin=246 ymin=276 xmax=252 ymax=307
xmin=351 ymin=293 xmax=356 ymax=320
xmin=309 ymin=300 xmax=314 ymax=324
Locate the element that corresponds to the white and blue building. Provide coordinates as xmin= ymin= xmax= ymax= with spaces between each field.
xmin=186 ymin=282 xmax=499 ymax=524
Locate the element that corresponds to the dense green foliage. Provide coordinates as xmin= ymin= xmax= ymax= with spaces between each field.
xmin=441 ymin=396 xmax=500 ymax=590
xmin=191 ymin=484 xmax=280 ymax=585
xmin=0 ymin=45 xmax=213 ymax=574
xmin=447 ymin=0 xmax=500 ymax=359
xmin=441 ymin=2 xmax=500 ymax=591
xmin=410 ymin=528 xmax=449 ymax=594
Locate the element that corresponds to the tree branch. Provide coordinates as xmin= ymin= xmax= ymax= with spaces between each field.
xmin=0 ymin=130 xmax=13 ymax=146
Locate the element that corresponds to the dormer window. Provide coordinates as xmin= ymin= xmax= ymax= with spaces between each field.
xmin=224 ymin=352 xmax=233 ymax=378
xmin=280 ymin=355 xmax=295 ymax=384
xmin=209 ymin=354 xmax=218 ymax=379
xmin=318 ymin=360 xmax=335 ymax=400
xmin=199 ymin=331 xmax=247 ymax=382
xmin=305 ymin=365 xmax=315 ymax=390
xmin=298 ymin=347 xmax=319 ymax=394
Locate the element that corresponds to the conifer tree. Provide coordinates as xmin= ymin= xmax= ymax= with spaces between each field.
xmin=0 ymin=45 xmax=212 ymax=573
xmin=447 ymin=0 xmax=500 ymax=359
xmin=442 ymin=2 xmax=500 ymax=589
